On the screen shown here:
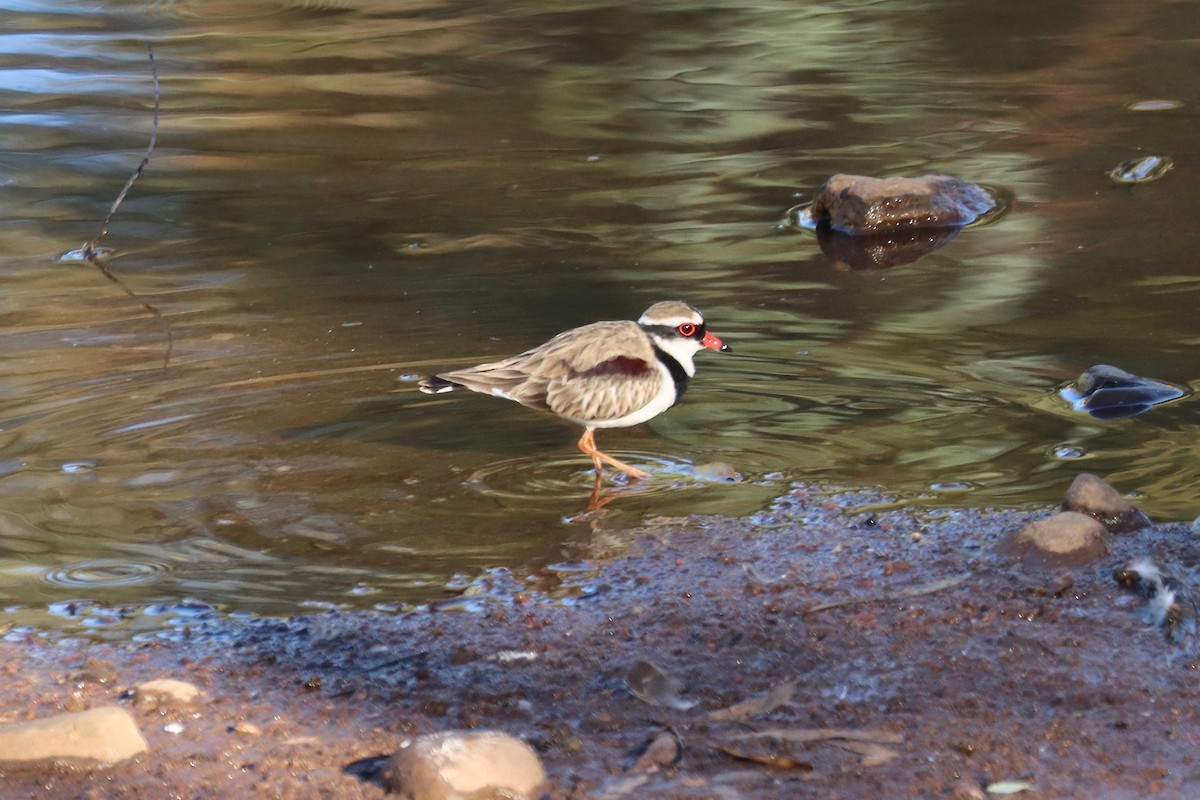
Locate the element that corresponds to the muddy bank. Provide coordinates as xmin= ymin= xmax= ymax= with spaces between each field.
xmin=1 ymin=484 xmax=1198 ymax=799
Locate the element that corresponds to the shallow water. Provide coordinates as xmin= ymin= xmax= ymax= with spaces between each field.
xmin=0 ymin=0 xmax=1197 ymax=632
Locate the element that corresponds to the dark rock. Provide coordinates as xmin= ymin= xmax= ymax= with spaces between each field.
xmin=1062 ymin=473 xmax=1151 ymax=533
xmin=381 ymin=730 xmax=547 ymax=800
xmin=1059 ymin=365 xmax=1186 ymax=419
xmin=1000 ymin=512 xmax=1111 ymax=567
xmin=807 ymin=173 xmax=995 ymax=235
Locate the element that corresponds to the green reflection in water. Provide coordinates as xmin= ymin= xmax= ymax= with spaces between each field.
xmin=0 ymin=0 xmax=1196 ymax=630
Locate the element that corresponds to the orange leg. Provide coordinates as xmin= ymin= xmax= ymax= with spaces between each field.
xmin=577 ymin=428 xmax=649 ymax=480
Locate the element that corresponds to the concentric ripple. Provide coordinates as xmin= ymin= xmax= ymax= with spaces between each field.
xmin=41 ymin=558 xmax=170 ymax=589
xmin=465 ymin=452 xmax=739 ymax=506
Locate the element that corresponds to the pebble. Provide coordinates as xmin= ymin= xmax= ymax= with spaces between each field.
xmin=1061 ymin=473 xmax=1151 ymax=533
xmin=135 ymin=678 xmax=202 ymax=709
xmin=233 ymin=721 xmax=263 ymax=736
xmin=1001 ymin=511 xmax=1111 ymax=566
xmin=381 ymin=730 xmax=547 ymax=800
xmin=0 ymin=706 xmax=148 ymax=769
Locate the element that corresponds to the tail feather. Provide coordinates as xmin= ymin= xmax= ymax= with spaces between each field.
xmin=418 ymin=375 xmax=461 ymax=394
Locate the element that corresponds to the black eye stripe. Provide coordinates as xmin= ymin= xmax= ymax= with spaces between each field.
xmin=642 ymin=322 xmax=705 ymax=341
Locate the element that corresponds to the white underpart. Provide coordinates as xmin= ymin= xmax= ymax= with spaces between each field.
xmin=582 ymin=321 xmax=706 ymax=430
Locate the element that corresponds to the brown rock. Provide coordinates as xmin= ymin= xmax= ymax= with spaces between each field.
xmin=135 ymin=678 xmax=202 ymax=709
xmin=808 ymin=173 xmax=995 ymax=235
xmin=1062 ymin=473 xmax=1151 ymax=533
xmin=381 ymin=730 xmax=547 ymax=800
xmin=0 ymin=706 xmax=148 ymax=769
xmin=1001 ymin=511 xmax=1111 ymax=567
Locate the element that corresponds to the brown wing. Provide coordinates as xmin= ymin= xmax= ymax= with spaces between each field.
xmin=434 ymin=320 xmax=663 ymax=422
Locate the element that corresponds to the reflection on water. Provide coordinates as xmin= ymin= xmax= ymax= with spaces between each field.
xmin=0 ymin=0 xmax=1197 ymax=633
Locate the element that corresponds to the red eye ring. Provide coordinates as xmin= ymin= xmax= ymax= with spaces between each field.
xmin=677 ymin=323 xmax=696 ymax=337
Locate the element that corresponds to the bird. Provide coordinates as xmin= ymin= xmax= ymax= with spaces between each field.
xmin=418 ymin=300 xmax=729 ymax=481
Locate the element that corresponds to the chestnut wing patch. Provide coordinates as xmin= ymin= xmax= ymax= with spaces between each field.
xmin=588 ymin=355 xmax=651 ymax=376
xmin=546 ymin=355 xmax=660 ymax=423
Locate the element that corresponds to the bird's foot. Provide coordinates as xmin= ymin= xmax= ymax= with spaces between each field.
xmin=593 ymin=456 xmax=649 ymax=481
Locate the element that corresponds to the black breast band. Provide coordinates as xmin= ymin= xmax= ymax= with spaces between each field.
xmin=652 ymin=345 xmax=690 ymax=406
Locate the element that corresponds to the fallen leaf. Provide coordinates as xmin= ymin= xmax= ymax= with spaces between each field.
xmin=707 ymin=680 xmax=797 ymax=722
xmin=727 ymin=726 xmax=904 ymax=745
xmin=829 ymin=739 xmax=901 ymax=767
xmin=713 ymin=741 xmax=814 ymax=771
xmin=805 ymin=573 xmax=971 ymax=614
xmin=624 ymin=660 xmax=697 ymax=711
xmin=712 ymin=726 xmax=904 ymax=773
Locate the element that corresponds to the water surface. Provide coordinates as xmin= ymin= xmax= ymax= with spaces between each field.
xmin=0 ymin=0 xmax=1197 ymax=633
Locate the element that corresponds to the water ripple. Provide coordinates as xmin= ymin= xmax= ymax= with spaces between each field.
xmin=42 ymin=557 xmax=169 ymax=589
xmin=465 ymin=452 xmax=740 ymax=507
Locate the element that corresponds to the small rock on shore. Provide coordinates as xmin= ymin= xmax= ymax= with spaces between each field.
xmin=1062 ymin=473 xmax=1151 ymax=533
xmin=381 ymin=729 xmax=547 ymax=800
xmin=0 ymin=706 xmax=147 ymax=770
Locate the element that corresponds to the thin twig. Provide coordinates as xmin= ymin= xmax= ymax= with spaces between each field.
xmin=802 ymin=572 xmax=972 ymax=615
xmin=82 ymin=42 xmax=159 ymax=258
xmin=77 ymin=42 xmax=172 ymax=370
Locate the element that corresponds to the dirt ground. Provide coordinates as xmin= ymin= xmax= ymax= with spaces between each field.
xmin=1 ymin=483 xmax=1198 ymax=799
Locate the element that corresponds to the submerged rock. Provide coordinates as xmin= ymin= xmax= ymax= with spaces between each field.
xmin=1059 ymin=364 xmax=1186 ymax=419
xmin=1062 ymin=473 xmax=1151 ymax=534
xmin=1000 ymin=511 xmax=1111 ymax=567
xmin=0 ymin=706 xmax=148 ymax=769
xmin=1108 ymin=155 xmax=1173 ymax=184
xmin=381 ymin=730 xmax=547 ymax=800
xmin=806 ymin=173 xmax=996 ymax=235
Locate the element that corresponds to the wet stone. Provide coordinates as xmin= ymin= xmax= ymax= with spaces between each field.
xmin=1059 ymin=364 xmax=1186 ymax=419
xmin=1108 ymin=155 xmax=1173 ymax=184
xmin=1062 ymin=473 xmax=1150 ymax=534
xmin=1001 ymin=512 xmax=1111 ymax=567
xmin=381 ymin=730 xmax=547 ymax=800
xmin=0 ymin=706 xmax=148 ymax=769
xmin=806 ymin=173 xmax=996 ymax=235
